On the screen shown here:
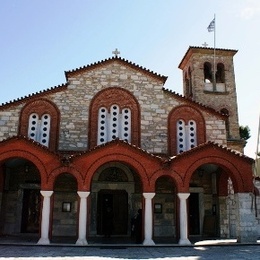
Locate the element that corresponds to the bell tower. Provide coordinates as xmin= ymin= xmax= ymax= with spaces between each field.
xmin=178 ymin=46 xmax=245 ymax=152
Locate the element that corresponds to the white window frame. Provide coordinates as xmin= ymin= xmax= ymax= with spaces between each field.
xmin=97 ymin=105 xmax=131 ymax=145
xmin=177 ymin=119 xmax=197 ymax=154
xmin=28 ymin=113 xmax=51 ymax=147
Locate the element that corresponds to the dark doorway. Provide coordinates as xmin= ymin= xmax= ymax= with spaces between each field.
xmin=21 ymin=189 xmax=41 ymax=233
xmin=97 ymin=190 xmax=128 ymax=236
xmin=188 ymin=193 xmax=200 ymax=235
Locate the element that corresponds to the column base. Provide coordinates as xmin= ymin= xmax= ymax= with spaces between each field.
xmin=37 ymin=237 xmax=50 ymax=245
xmin=143 ymin=239 xmax=155 ymax=245
xmin=178 ymin=238 xmax=191 ymax=245
xmin=76 ymin=238 xmax=88 ymax=245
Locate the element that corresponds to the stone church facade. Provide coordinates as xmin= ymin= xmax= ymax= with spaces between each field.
xmin=0 ymin=46 xmax=258 ymax=245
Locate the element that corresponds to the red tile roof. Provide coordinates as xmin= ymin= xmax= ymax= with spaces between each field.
xmin=0 ymin=84 xmax=67 ymax=110
xmin=162 ymin=87 xmax=227 ymax=119
xmin=170 ymin=141 xmax=254 ymax=163
xmin=65 ymin=56 xmax=168 ymax=83
xmin=179 ymin=46 xmax=238 ymax=69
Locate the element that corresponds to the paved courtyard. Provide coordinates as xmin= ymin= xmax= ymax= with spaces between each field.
xmin=1 ymin=244 xmax=260 ymax=260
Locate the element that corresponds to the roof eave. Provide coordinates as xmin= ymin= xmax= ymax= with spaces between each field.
xmin=65 ymin=56 xmax=168 ymax=84
xmin=178 ymin=46 xmax=238 ymax=70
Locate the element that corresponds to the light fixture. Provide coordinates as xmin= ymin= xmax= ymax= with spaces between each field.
xmin=25 ymin=165 xmax=29 ymax=173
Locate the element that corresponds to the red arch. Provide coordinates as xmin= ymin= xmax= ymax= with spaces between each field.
xmin=0 ymin=138 xmax=60 ymax=189
xmin=72 ymin=141 xmax=161 ymax=191
xmin=149 ymin=168 xmax=183 ymax=193
xmin=182 ymin=155 xmax=251 ymax=193
xmin=48 ymin=166 xmax=85 ymax=191
xmin=0 ymin=150 xmax=48 ymax=188
xmin=82 ymin=153 xmax=150 ymax=191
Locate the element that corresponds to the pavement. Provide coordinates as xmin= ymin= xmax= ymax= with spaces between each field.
xmin=1 ymin=243 xmax=260 ymax=259
xmin=0 ymin=236 xmax=260 ymax=259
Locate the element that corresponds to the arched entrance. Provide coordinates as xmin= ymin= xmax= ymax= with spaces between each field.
xmin=188 ymin=163 xmax=230 ymax=238
xmin=89 ymin=162 xmax=142 ymax=239
xmin=0 ymin=158 xmax=41 ymax=235
xmin=188 ymin=163 xmax=220 ymax=237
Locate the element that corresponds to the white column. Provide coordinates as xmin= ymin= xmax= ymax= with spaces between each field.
xmin=178 ymin=193 xmax=191 ymax=245
xmin=76 ymin=191 xmax=90 ymax=245
xmin=37 ymin=190 xmax=53 ymax=245
xmin=143 ymin=192 xmax=155 ymax=245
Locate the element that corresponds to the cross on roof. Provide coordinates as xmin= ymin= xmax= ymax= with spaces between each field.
xmin=202 ymin=42 xmax=208 ymax=47
xmin=112 ymin=48 xmax=120 ymax=57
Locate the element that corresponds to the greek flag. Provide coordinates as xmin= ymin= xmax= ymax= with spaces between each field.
xmin=207 ymin=18 xmax=215 ymax=32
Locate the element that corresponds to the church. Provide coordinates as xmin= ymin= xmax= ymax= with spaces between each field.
xmin=0 ymin=46 xmax=258 ymax=245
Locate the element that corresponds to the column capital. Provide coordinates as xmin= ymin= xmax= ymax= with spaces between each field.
xmin=40 ymin=190 xmax=53 ymax=197
xmin=77 ymin=191 xmax=90 ymax=198
xmin=177 ymin=192 xmax=190 ymax=200
xmin=143 ymin=192 xmax=155 ymax=200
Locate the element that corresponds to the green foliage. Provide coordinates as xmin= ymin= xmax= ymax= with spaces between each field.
xmin=239 ymin=125 xmax=251 ymax=140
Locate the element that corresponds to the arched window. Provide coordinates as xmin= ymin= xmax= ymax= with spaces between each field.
xmin=19 ymin=99 xmax=60 ymax=151
xmin=176 ymin=119 xmax=197 ymax=154
xmin=168 ymin=106 xmax=205 ymax=155
xmin=89 ymin=87 xmax=140 ymax=149
xmin=97 ymin=104 xmax=131 ymax=145
xmin=204 ymin=62 xmax=212 ymax=83
xmin=28 ymin=113 xmax=51 ymax=147
xmin=216 ymin=63 xmax=225 ymax=83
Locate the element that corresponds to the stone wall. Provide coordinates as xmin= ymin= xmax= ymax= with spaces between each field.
xmin=52 ymin=192 xmax=78 ymax=237
xmin=235 ymin=193 xmax=258 ymax=243
xmin=1 ymin=191 xmax=18 ymax=234
xmin=0 ymin=106 xmax=22 ymax=141
xmin=0 ymin=61 xmax=228 ymax=154
xmin=153 ymin=194 xmax=175 ymax=237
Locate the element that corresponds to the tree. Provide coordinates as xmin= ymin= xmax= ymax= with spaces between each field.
xmin=239 ymin=125 xmax=251 ymax=140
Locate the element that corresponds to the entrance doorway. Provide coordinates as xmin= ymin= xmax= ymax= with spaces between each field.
xmin=21 ymin=189 xmax=41 ymax=233
xmin=97 ymin=190 xmax=128 ymax=236
xmin=188 ymin=193 xmax=200 ymax=235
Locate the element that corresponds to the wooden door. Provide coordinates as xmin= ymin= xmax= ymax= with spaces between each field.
xmin=21 ymin=189 xmax=40 ymax=233
xmin=188 ymin=193 xmax=200 ymax=235
xmin=97 ymin=190 xmax=128 ymax=235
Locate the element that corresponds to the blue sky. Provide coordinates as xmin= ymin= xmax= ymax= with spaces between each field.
xmin=0 ymin=0 xmax=259 ymax=158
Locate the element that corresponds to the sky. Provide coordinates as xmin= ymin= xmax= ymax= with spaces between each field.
xmin=0 ymin=0 xmax=259 ymax=159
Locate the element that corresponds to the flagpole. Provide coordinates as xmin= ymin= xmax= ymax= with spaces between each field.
xmin=254 ymin=114 xmax=260 ymax=177
xmin=256 ymin=114 xmax=260 ymax=158
xmin=207 ymin=15 xmax=217 ymax=90
xmin=213 ymin=14 xmax=216 ymax=91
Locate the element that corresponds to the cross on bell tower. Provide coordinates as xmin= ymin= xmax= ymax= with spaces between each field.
xmin=112 ymin=48 xmax=120 ymax=58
